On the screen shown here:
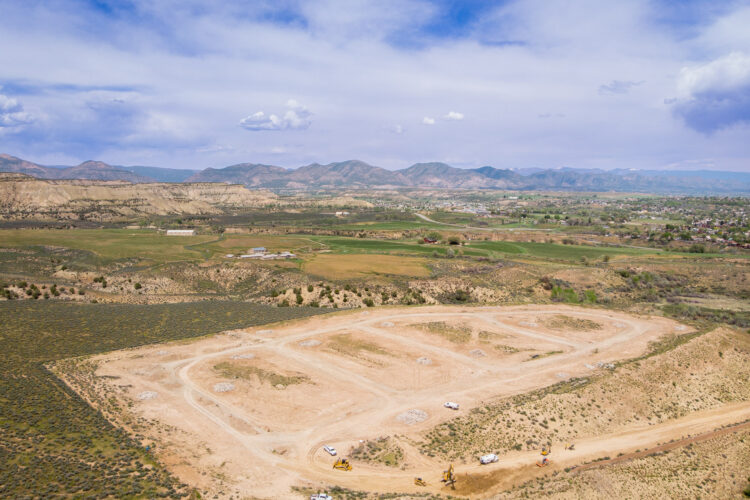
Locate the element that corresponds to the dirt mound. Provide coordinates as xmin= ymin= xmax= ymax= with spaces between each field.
xmin=299 ymin=339 xmax=321 ymax=347
xmin=397 ymin=409 xmax=428 ymax=425
xmin=231 ymin=354 xmax=255 ymax=360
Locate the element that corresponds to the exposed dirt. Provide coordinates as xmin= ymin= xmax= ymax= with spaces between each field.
xmin=56 ymin=305 xmax=749 ymax=499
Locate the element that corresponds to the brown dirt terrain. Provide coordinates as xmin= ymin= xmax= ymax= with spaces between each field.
xmin=0 ymin=175 xmax=278 ymax=219
xmin=55 ymin=306 xmax=750 ymax=499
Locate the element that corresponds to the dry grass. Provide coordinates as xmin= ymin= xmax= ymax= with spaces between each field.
xmin=543 ymin=315 xmax=602 ymax=331
xmin=214 ymin=361 xmax=309 ymax=388
xmin=498 ymin=427 xmax=750 ymax=499
xmin=303 ymin=254 xmax=430 ymax=279
xmin=418 ymin=327 xmax=750 ymax=461
xmin=411 ymin=321 xmax=472 ymax=343
xmin=349 ymin=437 xmax=404 ymax=467
xmin=326 ymin=333 xmax=390 ymax=357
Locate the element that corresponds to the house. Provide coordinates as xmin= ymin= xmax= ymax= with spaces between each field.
xmin=251 ymin=247 xmax=267 ymax=254
xmin=335 ymin=211 xmax=350 ymax=216
xmin=166 ymin=229 xmax=195 ymax=236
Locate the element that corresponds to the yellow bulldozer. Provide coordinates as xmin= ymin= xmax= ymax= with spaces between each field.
xmin=541 ymin=444 xmax=551 ymax=456
xmin=441 ymin=463 xmax=456 ymax=489
xmin=332 ymin=458 xmax=352 ymax=471
xmin=414 ymin=477 xmax=427 ymax=487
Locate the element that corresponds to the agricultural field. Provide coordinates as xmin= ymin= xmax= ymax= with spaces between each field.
xmin=1 ymin=191 xmax=749 ymax=499
xmin=303 ymin=254 xmax=431 ymax=279
xmin=0 ymin=228 xmax=216 ymax=263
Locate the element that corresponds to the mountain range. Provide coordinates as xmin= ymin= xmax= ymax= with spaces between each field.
xmin=2 ymin=154 xmax=748 ymax=194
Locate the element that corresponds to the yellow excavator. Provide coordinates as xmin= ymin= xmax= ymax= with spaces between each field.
xmin=441 ymin=463 xmax=456 ymax=489
xmin=414 ymin=477 xmax=427 ymax=486
xmin=565 ymin=443 xmax=575 ymax=451
xmin=541 ymin=444 xmax=551 ymax=456
xmin=333 ymin=458 xmax=352 ymax=471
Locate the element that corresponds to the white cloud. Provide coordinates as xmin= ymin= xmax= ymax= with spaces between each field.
xmin=1 ymin=0 xmax=750 ymax=170
xmin=676 ymin=52 xmax=750 ymax=99
xmin=422 ymin=116 xmax=435 ymax=125
xmin=0 ymin=93 xmax=33 ymax=128
xmin=391 ymin=124 xmax=404 ymax=134
xmin=239 ymin=100 xmax=312 ymax=131
xmin=444 ymin=111 xmax=464 ymax=120
xmin=672 ymin=52 xmax=750 ymax=133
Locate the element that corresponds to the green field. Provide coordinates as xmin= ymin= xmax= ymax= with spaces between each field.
xmin=0 ymin=229 xmax=216 ymax=263
xmin=0 ymin=301 xmax=325 ymax=498
xmin=469 ymin=241 xmax=661 ymax=261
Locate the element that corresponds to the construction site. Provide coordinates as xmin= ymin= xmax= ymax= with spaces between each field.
xmin=57 ymin=305 xmax=750 ymax=499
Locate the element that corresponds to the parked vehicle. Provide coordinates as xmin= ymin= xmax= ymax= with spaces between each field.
xmin=310 ymin=494 xmax=333 ymax=500
xmin=323 ymin=445 xmax=337 ymax=456
xmin=443 ymin=402 xmax=460 ymax=410
xmin=480 ymin=453 xmax=498 ymax=464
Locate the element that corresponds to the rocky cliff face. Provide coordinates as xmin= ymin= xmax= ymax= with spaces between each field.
xmin=0 ymin=174 xmax=279 ymax=219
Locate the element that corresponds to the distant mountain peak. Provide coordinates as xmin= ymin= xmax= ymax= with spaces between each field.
xmin=1 ymin=153 xmax=748 ymax=194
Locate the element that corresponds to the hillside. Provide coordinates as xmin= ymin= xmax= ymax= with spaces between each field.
xmin=0 ymin=174 xmax=279 ymax=220
xmin=3 ymin=153 xmax=749 ymax=194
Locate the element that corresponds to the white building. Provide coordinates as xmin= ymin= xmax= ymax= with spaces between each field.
xmin=166 ymin=229 xmax=195 ymax=236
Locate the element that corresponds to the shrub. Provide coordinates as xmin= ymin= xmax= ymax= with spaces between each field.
xmin=134 ymin=283 xmax=142 ymax=290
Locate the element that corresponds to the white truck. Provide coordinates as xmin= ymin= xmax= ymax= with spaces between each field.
xmin=443 ymin=401 xmax=460 ymax=410
xmin=322 ymin=445 xmax=337 ymax=456
xmin=310 ymin=494 xmax=332 ymax=500
xmin=480 ymin=453 xmax=499 ymax=464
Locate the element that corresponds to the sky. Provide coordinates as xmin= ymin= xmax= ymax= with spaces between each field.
xmin=1 ymin=0 xmax=749 ymax=172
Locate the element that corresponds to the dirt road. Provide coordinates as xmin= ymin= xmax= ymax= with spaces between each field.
xmin=75 ymin=305 xmax=749 ymax=498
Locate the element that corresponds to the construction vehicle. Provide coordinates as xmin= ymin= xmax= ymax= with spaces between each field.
xmin=565 ymin=443 xmax=575 ymax=451
xmin=541 ymin=444 xmax=551 ymax=456
xmin=414 ymin=477 xmax=427 ymax=486
xmin=536 ymin=457 xmax=550 ymax=467
xmin=441 ymin=463 xmax=456 ymax=489
xmin=333 ymin=458 xmax=352 ymax=471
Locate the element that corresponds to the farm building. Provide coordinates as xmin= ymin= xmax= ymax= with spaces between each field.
xmin=251 ymin=247 xmax=267 ymax=254
xmin=166 ymin=229 xmax=195 ymax=236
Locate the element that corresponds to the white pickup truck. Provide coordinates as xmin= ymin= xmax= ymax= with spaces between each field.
xmin=443 ymin=402 xmax=460 ymax=410
xmin=310 ymin=494 xmax=332 ymax=500
xmin=480 ymin=453 xmax=499 ymax=464
xmin=322 ymin=445 xmax=337 ymax=456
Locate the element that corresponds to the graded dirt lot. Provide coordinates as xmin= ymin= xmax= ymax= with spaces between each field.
xmin=58 ymin=305 xmax=749 ymax=498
